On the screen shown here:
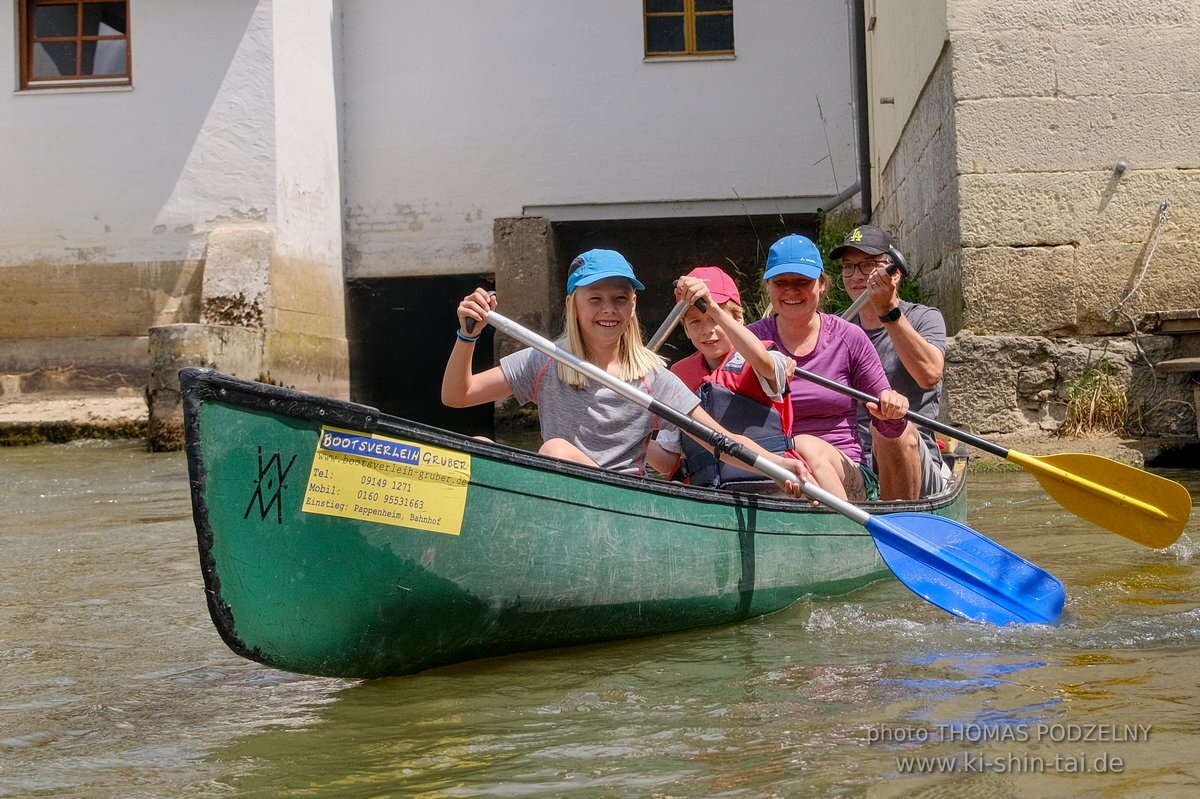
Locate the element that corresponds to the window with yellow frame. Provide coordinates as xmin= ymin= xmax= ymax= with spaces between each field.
xmin=644 ymin=0 xmax=734 ymax=58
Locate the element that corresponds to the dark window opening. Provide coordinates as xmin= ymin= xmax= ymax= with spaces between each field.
xmin=346 ymin=276 xmax=496 ymax=438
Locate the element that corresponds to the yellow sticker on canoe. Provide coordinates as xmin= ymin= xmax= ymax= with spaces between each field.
xmin=301 ymin=426 xmax=470 ymax=535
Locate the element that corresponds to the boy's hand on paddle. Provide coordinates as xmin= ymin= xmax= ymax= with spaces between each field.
xmin=458 ymin=288 xmax=497 ymax=335
xmin=674 ymin=275 xmax=714 ymax=314
xmin=773 ymin=454 xmax=820 ymax=505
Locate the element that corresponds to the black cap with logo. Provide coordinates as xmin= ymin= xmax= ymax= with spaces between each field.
xmin=830 ymin=225 xmax=898 ymax=259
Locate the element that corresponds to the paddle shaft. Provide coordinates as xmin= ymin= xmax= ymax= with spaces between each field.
xmin=793 ymin=365 xmax=1186 ymax=541
xmin=483 ymin=309 xmax=870 ymax=525
xmin=798 ymin=367 xmax=1172 ymax=517
xmin=840 ymin=247 xmax=908 ymax=321
xmin=647 ymin=297 xmax=688 ymax=352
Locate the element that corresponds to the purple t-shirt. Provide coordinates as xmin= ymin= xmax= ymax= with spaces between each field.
xmin=747 ymin=313 xmax=904 ymax=464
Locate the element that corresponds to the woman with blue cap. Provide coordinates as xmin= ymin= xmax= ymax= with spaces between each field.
xmin=746 ymin=234 xmax=909 ymax=501
xmin=443 ymin=249 xmax=814 ymax=490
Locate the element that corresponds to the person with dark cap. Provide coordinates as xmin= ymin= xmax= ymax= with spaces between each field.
xmin=831 ymin=225 xmax=949 ymax=500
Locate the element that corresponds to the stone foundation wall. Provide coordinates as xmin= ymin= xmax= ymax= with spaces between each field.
xmin=945 ymin=332 xmax=1195 ymax=437
xmin=261 ymin=252 xmax=349 ymax=398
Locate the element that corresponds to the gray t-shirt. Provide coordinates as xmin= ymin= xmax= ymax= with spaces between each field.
xmin=855 ymin=301 xmax=947 ymax=466
xmin=500 ymin=347 xmax=701 ymax=475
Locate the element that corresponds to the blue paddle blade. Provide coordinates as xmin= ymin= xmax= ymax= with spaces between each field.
xmin=865 ymin=513 xmax=1065 ymax=625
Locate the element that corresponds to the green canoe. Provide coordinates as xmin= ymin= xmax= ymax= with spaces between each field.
xmin=182 ymin=368 xmax=968 ymax=678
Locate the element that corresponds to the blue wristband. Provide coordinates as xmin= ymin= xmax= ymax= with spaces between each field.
xmin=456 ymin=329 xmax=480 ymax=343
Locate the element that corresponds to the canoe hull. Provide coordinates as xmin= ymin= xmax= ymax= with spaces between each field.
xmin=183 ymin=369 xmax=967 ymax=678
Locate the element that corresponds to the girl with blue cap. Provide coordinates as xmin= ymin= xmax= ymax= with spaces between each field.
xmin=443 ymin=249 xmax=814 ymax=492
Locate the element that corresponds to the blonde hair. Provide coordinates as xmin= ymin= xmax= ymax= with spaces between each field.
xmin=558 ymin=293 xmax=665 ymax=387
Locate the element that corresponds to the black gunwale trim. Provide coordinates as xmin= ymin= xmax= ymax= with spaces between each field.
xmin=184 ymin=368 xmax=961 ymax=514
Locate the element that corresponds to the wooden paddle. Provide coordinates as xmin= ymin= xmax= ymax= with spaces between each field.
xmin=478 ymin=308 xmax=1065 ymax=626
xmin=790 ymin=365 xmax=1192 ymax=548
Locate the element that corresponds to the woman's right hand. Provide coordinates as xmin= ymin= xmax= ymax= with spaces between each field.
xmin=458 ymin=288 xmax=497 ymax=335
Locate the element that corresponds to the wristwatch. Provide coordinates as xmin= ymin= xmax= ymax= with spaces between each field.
xmin=879 ymin=306 xmax=903 ymax=324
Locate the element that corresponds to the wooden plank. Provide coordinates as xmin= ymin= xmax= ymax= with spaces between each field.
xmin=1160 ymin=319 xmax=1200 ymax=334
xmin=1154 ymin=357 xmax=1200 ymax=374
xmin=1142 ymin=309 xmax=1200 ymax=334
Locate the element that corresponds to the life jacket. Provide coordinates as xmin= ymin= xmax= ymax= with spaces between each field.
xmin=671 ymin=347 xmax=798 ymax=489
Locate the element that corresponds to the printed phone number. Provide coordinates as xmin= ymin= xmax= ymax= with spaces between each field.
xmin=360 ymin=474 xmax=414 ymax=493
xmin=355 ymin=486 xmax=425 ymax=510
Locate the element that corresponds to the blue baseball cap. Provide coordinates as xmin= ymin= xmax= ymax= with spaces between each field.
xmin=566 ymin=249 xmax=646 ymax=294
xmin=763 ymin=234 xmax=825 ymax=281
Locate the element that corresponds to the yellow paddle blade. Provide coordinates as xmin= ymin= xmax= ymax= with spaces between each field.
xmin=1006 ymin=451 xmax=1193 ymax=548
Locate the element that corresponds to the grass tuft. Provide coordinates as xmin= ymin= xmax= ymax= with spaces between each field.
xmin=1058 ymin=359 xmax=1129 ymax=437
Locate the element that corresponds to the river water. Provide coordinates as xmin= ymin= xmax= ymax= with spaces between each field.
xmin=1 ymin=439 xmax=1198 ymax=798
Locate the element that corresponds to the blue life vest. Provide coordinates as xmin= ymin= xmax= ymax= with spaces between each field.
xmin=679 ymin=381 xmax=793 ymax=489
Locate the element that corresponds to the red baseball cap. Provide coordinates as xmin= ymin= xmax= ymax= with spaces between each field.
xmin=686 ymin=266 xmax=741 ymax=305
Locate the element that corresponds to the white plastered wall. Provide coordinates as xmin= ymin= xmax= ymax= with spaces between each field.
xmin=0 ymin=1 xmax=276 ymax=267
xmin=340 ymin=0 xmax=861 ymax=278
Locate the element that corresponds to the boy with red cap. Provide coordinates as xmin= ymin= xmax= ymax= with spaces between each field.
xmin=648 ymin=265 xmax=803 ymax=491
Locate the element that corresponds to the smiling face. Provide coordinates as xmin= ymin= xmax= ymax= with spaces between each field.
xmin=568 ymin=277 xmax=637 ymax=349
xmin=682 ymin=305 xmax=732 ymax=367
xmin=766 ymin=274 xmax=826 ymax=320
xmin=838 ymin=250 xmax=889 ymax=299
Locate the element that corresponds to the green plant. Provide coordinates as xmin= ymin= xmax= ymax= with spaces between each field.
xmin=815 ymin=208 xmax=859 ymax=313
xmin=1058 ymin=359 xmax=1129 ymax=437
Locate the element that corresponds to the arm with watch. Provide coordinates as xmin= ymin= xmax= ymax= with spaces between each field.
xmin=866 ymin=268 xmax=945 ymax=390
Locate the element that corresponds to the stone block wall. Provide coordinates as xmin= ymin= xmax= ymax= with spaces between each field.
xmin=948 ymin=0 xmax=1200 ymax=336
xmin=871 ymin=46 xmax=961 ymax=319
xmin=492 ymin=217 xmax=561 ymax=365
xmin=945 ymin=333 xmax=1195 ymax=438
xmin=868 ymin=0 xmax=1199 ymax=439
